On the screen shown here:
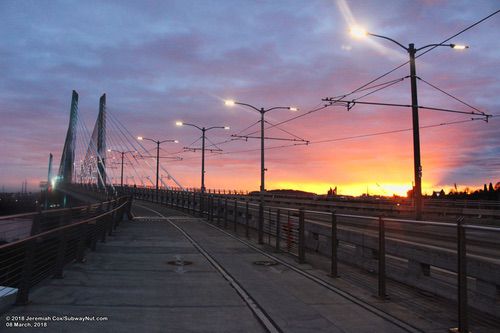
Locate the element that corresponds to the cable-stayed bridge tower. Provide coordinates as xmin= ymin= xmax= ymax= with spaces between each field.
xmin=58 ymin=90 xmax=78 ymax=184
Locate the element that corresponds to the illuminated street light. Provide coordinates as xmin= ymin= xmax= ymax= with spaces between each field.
xmin=451 ymin=44 xmax=469 ymax=50
xmin=107 ymin=149 xmax=135 ymax=187
xmin=136 ymin=136 xmax=178 ymax=198
xmin=176 ymin=121 xmax=229 ymax=193
xmin=351 ymin=26 xmax=469 ymax=220
xmin=349 ymin=25 xmax=368 ymax=38
xmin=224 ymin=100 xmax=298 ymax=244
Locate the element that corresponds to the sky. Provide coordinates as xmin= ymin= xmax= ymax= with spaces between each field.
xmin=0 ymin=0 xmax=499 ymax=195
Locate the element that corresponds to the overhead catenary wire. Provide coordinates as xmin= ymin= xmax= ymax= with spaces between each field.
xmin=416 ymin=9 xmax=500 ymax=59
xmin=168 ymin=117 xmax=485 ymax=161
xmin=417 ymin=77 xmax=486 ymax=115
xmin=108 ymin=110 xmax=184 ymax=189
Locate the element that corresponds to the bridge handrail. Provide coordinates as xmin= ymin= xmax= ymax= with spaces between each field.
xmin=0 ymin=196 xmax=132 ymax=306
xmin=0 ymin=199 xmax=130 ymax=250
xmin=0 ymin=199 xmax=117 ymax=221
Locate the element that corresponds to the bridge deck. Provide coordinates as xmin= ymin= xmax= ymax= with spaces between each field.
xmin=1 ymin=202 xmax=496 ymax=332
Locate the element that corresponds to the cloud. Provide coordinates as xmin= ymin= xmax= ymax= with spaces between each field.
xmin=0 ymin=0 xmax=498 ymax=193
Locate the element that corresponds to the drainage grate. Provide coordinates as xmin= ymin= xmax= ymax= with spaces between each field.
xmin=253 ymin=260 xmax=278 ymax=266
xmin=167 ymin=260 xmax=193 ymax=266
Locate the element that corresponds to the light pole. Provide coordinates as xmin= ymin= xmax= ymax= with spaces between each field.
xmin=107 ymin=149 xmax=135 ymax=188
xmin=137 ymin=136 xmax=178 ymax=198
xmin=176 ymin=121 xmax=229 ymax=193
xmin=350 ymin=26 xmax=468 ymax=220
xmin=224 ymin=100 xmax=298 ymax=243
xmin=176 ymin=121 xmax=229 ymax=215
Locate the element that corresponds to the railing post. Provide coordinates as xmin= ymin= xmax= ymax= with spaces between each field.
xmin=233 ymin=200 xmax=238 ymax=233
xmin=378 ymin=216 xmax=387 ymax=298
xmin=15 ymin=239 xmax=37 ymax=305
xmin=275 ymin=209 xmax=281 ymax=252
xmin=217 ymin=197 xmax=221 ymax=225
xmin=53 ymin=230 xmax=69 ymax=279
xmin=209 ymin=195 xmax=214 ymax=221
xmin=330 ymin=211 xmax=339 ymax=277
xmin=258 ymin=202 xmax=264 ymax=244
xmin=457 ymin=216 xmax=468 ymax=333
xmin=245 ymin=201 xmax=250 ymax=238
xmin=199 ymin=192 xmax=201 ymax=216
xmin=126 ymin=196 xmax=133 ymax=221
xmin=30 ymin=209 xmax=42 ymax=236
xmin=76 ymin=223 xmax=89 ymax=262
xmin=90 ymin=221 xmax=98 ymax=251
xmin=268 ymin=207 xmax=272 ymax=244
xmin=224 ymin=198 xmax=228 ymax=228
xmin=298 ymin=208 xmax=305 ymax=264
xmin=100 ymin=216 xmax=107 ymax=243
xmin=107 ymin=213 xmax=114 ymax=236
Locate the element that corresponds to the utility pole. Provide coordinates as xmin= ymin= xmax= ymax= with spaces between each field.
xmin=344 ymin=27 xmax=478 ymax=220
xmin=176 ymin=122 xmax=229 ymax=215
xmin=137 ymin=137 xmax=178 ymax=199
xmin=408 ymin=43 xmax=423 ymax=220
xmin=224 ymin=100 xmax=303 ymax=243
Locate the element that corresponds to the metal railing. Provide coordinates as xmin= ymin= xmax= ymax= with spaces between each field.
xmin=125 ymin=186 xmax=499 ymax=332
xmin=0 ymin=198 xmax=126 ymax=244
xmin=0 ymin=196 xmax=132 ymax=306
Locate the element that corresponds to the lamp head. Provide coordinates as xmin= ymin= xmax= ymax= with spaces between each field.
xmin=175 ymin=121 xmax=183 ymax=126
xmin=174 ymin=140 xmax=179 ymax=143
xmin=224 ymin=126 xmax=230 ymax=130
xmin=450 ymin=44 xmax=469 ymax=50
xmin=137 ymin=136 xmax=143 ymax=141
xmin=107 ymin=149 xmax=111 ymax=152
xmin=224 ymin=99 xmax=236 ymax=106
xmin=350 ymin=25 xmax=368 ymax=38
xmin=289 ymin=107 xmax=298 ymax=112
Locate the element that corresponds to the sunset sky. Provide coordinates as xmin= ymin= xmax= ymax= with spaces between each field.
xmin=0 ymin=0 xmax=499 ymax=195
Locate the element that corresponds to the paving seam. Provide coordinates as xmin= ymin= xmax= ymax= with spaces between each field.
xmin=135 ymin=204 xmax=282 ymax=333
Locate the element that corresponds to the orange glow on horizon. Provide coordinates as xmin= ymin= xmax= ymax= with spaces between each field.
xmin=268 ymin=181 xmax=421 ymax=196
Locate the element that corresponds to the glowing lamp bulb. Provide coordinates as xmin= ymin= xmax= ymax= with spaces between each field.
xmin=289 ymin=107 xmax=298 ymax=112
xmin=350 ymin=26 xmax=368 ymax=38
xmin=224 ymin=126 xmax=230 ymax=130
xmin=175 ymin=121 xmax=183 ymax=126
xmin=137 ymin=136 xmax=143 ymax=140
xmin=451 ymin=44 xmax=469 ymax=50
xmin=224 ymin=100 xmax=236 ymax=106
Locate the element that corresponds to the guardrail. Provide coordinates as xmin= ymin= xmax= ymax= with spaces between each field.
xmin=0 ymin=198 xmax=128 ymax=243
xmin=126 ymin=187 xmax=499 ymax=332
xmin=0 ymin=196 xmax=132 ymax=306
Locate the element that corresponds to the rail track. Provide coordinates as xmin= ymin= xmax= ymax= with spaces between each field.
xmin=135 ymin=202 xmax=423 ymax=333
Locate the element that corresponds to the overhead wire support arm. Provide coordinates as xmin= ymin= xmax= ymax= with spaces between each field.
xmin=183 ymin=147 xmax=223 ymax=153
xmin=417 ymin=76 xmax=486 ymax=115
xmin=231 ymin=134 xmax=309 ymax=143
xmin=323 ymin=98 xmax=491 ymax=118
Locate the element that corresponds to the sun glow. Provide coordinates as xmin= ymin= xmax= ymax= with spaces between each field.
xmin=268 ymin=181 xmax=436 ymax=197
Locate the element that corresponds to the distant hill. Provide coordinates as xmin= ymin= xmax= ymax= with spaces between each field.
xmin=249 ymin=189 xmax=317 ymax=198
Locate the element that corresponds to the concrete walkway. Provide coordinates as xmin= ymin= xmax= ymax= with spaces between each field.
xmin=2 ymin=203 xmax=411 ymax=333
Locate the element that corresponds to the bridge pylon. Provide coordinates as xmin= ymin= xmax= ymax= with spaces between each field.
xmin=58 ymin=90 xmax=79 ymax=184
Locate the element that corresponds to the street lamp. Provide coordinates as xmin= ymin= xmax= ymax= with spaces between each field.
xmin=350 ymin=26 xmax=468 ymax=220
xmin=176 ymin=121 xmax=229 ymax=194
xmin=224 ymin=100 xmax=298 ymax=243
xmin=107 ymin=149 xmax=135 ymax=188
xmin=137 ymin=136 xmax=178 ymax=198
